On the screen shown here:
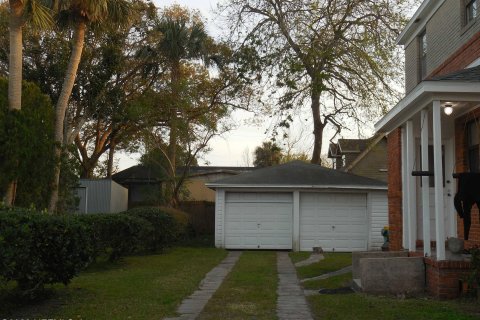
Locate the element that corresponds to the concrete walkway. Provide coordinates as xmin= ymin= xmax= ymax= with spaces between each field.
xmin=164 ymin=251 xmax=242 ymax=320
xmin=276 ymin=252 xmax=314 ymax=320
xmin=301 ymin=265 xmax=352 ymax=283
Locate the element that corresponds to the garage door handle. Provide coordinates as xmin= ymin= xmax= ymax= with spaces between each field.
xmin=257 ymin=223 xmax=261 ymax=227
xmin=332 ymin=226 xmax=335 ymax=230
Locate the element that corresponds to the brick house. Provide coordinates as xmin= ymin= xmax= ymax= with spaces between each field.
xmin=328 ymin=134 xmax=388 ymax=182
xmin=374 ymin=0 xmax=480 ymax=299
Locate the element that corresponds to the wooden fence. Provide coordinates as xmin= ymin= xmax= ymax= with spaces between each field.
xmin=179 ymin=201 xmax=215 ymax=235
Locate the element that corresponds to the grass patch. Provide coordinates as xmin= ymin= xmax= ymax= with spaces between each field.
xmin=198 ymin=251 xmax=277 ymax=320
xmin=288 ymin=251 xmax=311 ymax=264
xmin=303 ymin=272 xmax=352 ymax=290
xmin=3 ymin=247 xmax=227 ymax=319
xmin=308 ymin=294 xmax=480 ymax=320
xmin=296 ymin=252 xmax=352 ymax=279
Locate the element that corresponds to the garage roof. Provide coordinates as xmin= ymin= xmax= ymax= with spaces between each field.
xmin=207 ymin=161 xmax=387 ymax=190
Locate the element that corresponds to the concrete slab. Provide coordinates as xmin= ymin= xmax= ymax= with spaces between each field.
xmin=360 ymin=256 xmax=425 ymax=295
xmin=352 ymin=251 xmax=409 ymax=279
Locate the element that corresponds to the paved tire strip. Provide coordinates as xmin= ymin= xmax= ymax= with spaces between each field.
xmin=276 ymin=252 xmax=314 ymax=320
xmin=164 ymin=251 xmax=242 ymax=320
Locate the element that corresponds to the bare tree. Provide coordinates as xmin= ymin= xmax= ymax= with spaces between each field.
xmin=220 ymin=0 xmax=417 ymax=164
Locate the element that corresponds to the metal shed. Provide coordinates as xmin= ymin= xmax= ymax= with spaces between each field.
xmin=75 ymin=179 xmax=128 ymax=214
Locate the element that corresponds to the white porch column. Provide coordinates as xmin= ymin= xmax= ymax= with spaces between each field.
xmin=401 ymin=127 xmax=409 ymax=249
xmin=406 ymin=120 xmax=417 ymax=251
xmin=433 ymin=100 xmax=446 ymax=260
xmin=420 ymin=109 xmax=431 ymax=257
xmin=293 ymin=191 xmax=300 ymax=251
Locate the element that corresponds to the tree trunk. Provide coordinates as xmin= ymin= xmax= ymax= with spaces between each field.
xmin=8 ymin=1 xmax=23 ymax=111
xmin=107 ymin=143 xmax=116 ymax=177
xmin=166 ymin=60 xmax=180 ymax=207
xmin=310 ymin=88 xmax=325 ymax=165
xmin=49 ymin=21 xmax=86 ymax=213
xmin=167 ymin=120 xmax=177 ymax=206
xmin=3 ymin=2 xmax=24 ymax=206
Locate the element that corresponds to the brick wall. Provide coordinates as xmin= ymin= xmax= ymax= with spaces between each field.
xmin=387 ymin=128 xmax=403 ymax=251
xmin=455 ymin=109 xmax=480 ymax=247
xmin=425 ymin=258 xmax=472 ymax=299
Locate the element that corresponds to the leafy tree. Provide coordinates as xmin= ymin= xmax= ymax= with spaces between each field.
xmin=149 ymin=5 xmax=212 ymax=201
xmin=49 ymin=0 xmax=135 ymax=212
xmin=143 ymin=5 xmax=250 ymax=206
xmin=0 ymin=78 xmax=56 ymax=209
xmin=253 ymin=141 xmax=283 ymax=167
xmin=220 ymin=0 xmax=416 ymax=164
xmin=0 ymin=2 xmax=159 ymax=180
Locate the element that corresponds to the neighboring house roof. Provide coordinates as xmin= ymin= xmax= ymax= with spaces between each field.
xmin=112 ymin=165 xmax=255 ymax=184
xmin=207 ymin=161 xmax=387 ymax=190
xmin=344 ymin=134 xmax=387 ymax=172
xmin=328 ymin=134 xmax=386 ymax=168
xmin=112 ymin=165 xmax=162 ymax=184
xmin=183 ymin=166 xmax=255 ymax=178
xmin=430 ymin=65 xmax=480 ymax=82
xmin=328 ymin=138 xmax=370 ymax=158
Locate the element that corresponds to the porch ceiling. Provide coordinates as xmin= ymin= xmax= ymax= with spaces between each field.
xmin=375 ymin=81 xmax=480 ymax=133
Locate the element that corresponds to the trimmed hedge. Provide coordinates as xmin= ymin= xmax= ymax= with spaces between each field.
xmin=75 ymin=213 xmax=154 ymax=261
xmin=0 ymin=206 xmax=190 ymax=296
xmin=0 ymin=210 xmax=93 ymax=296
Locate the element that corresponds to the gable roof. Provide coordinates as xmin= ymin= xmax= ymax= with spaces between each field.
xmin=207 ymin=161 xmax=386 ymax=190
xmin=430 ymin=65 xmax=480 ymax=82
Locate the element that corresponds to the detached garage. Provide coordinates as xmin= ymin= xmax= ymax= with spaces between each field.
xmin=207 ymin=161 xmax=388 ymax=252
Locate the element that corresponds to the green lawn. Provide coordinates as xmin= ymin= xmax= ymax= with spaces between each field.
xmin=308 ymin=294 xmax=480 ymax=320
xmin=291 ymin=252 xmax=352 ymax=279
xmin=198 ymin=251 xmax=278 ymax=320
xmin=2 ymin=247 xmax=227 ymax=319
xmin=290 ymin=252 xmax=480 ymax=320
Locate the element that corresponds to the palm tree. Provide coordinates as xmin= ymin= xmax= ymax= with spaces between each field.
xmin=153 ymin=5 xmax=211 ymax=206
xmin=48 ymin=0 xmax=133 ymax=212
xmin=3 ymin=0 xmax=52 ymax=206
xmin=253 ymin=142 xmax=283 ymax=167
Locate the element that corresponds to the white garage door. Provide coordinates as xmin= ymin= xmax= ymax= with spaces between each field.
xmin=300 ymin=193 xmax=368 ymax=252
xmin=225 ymin=192 xmax=293 ymax=249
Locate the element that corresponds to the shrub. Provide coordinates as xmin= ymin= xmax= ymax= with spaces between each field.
xmin=158 ymin=206 xmax=192 ymax=238
xmin=0 ymin=210 xmax=93 ymax=296
xmin=125 ymin=207 xmax=191 ymax=249
xmin=75 ymin=213 xmax=153 ymax=261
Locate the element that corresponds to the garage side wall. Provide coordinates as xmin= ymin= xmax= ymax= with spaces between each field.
xmin=215 ymin=189 xmax=226 ymax=248
xmin=369 ymin=191 xmax=388 ymax=250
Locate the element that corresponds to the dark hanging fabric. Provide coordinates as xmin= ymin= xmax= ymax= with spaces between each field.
xmin=453 ymin=173 xmax=480 ymax=240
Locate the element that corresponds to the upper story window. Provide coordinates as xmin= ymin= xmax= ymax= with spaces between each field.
xmin=419 ymin=31 xmax=427 ymax=80
xmin=468 ymin=121 xmax=480 ymax=172
xmin=466 ymin=0 xmax=478 ymax=25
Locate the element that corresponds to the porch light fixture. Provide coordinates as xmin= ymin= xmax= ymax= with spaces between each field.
xmin=444 ymin=104 xmax=453 ymax=116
